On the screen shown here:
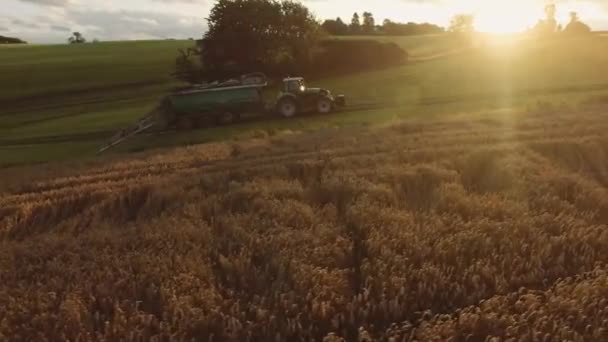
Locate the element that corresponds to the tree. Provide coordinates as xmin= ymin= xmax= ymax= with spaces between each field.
xmin=0 ymin=35 xmax=26 ymax=44
xmin=533 ymin=4 xmax=558 ymax=35
xmin=68 ymin=32 xmax=86 ymax=44
xmin=362 ymin=12 xmax=375 ymax=34
xmin=381 ymin=20 xmax=444 ymax=36
xmin=321 ymin=17 xmax=349 ymax=35
xmin=174 ymin=48 xmax=201 ymax=84
xmin=545 ymin=4 xmax=557 ymax=26
xmin=449 ymin=14 xmax=475 ymax=33
xmin=198 ymin=0 xmax=320 ymax=79
xmin=563 ymin=11 xmax=592 ymax=35
xmin=350 ymin=12 xmax=361 ymax=34
xmin=335 ymin=17 xmax=348 ymax=34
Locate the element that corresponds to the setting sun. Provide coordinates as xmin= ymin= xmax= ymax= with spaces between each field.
xmin=473 ymin=2 xmax=540 ymax=33
xmin=456 ymin=0 xmax=605 ymax=33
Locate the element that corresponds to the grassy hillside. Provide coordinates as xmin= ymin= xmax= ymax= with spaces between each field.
xmin=2 ymin=35 xmax=608 ymax=166
xmin=0 ymin=40 xmax=190 ymax=103
xmin=336 ymin=33 xmax=464 ymax=58
xmin=0 ymin=40 xmax=191 ymax=165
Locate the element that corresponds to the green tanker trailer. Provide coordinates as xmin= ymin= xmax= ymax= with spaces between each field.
xmin=98 ymin=73 xmax=345 ymax=153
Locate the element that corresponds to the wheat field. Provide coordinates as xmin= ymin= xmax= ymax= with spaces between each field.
xmin=1 ymin=100 xmax=608 ymax=341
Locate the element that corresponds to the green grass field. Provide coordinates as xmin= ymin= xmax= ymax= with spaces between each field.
xmin=2 ymin=34 xmax=608 ymax=166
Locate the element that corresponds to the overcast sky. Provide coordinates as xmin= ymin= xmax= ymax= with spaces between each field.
xmin=2 ymin=0 xmax=607 ymax=43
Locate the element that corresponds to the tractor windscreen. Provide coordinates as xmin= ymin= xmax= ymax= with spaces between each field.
xmin=287 ymin=80 xmax=305 ymax=92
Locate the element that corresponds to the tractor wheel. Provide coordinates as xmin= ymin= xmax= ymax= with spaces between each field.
xmin=317 ymin=97 xmax=333 ymax=114
xmin=277 ymin=98 xmax=298 ymax=118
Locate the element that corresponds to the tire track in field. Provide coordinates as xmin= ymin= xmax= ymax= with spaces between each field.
xmin=2 ymin=108 xmax=605 ymax=206
xmin=0 ymin=102 xmax=390 ymax=148
xmin=3 ymin=109 xmax=605 ymax=200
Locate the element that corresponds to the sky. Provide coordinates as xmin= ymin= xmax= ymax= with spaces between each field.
xmin=2 ymin=0 xmax=607 ymax=43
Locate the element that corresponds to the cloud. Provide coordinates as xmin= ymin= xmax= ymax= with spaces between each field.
xmin=18 ymin=0 xmax=71 ymax=6
xmin=11 ymin=18 xmax=41 ymax=29
xmin=51 ymin=25 xmax=71 ymax=32
xmin=152 ymin=0 xmax=201 ymax=2
xmin=6 ymin=0 xmax=608 ymax=43
xmin=0 ymin=26 xmax=9 ymax=31
xmin=66 ymin=9 xmax=205 ymax=40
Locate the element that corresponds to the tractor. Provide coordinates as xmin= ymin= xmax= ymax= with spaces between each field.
xmin=276 ymin=77 xmax=346 ymax=118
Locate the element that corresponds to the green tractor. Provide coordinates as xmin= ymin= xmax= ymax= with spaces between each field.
xmin=276 ymin=77 xmax=346 ymax=118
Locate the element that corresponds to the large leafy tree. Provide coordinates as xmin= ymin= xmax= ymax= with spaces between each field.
xmin=199 ymin=0 xmax=320 ymax=78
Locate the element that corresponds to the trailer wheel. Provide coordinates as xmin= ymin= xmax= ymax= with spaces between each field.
xmin=217 ymin=111 xmax=239 ymax=125
xmin=194 ymin=115 xmax=213 ymax=128
xmin=277 ymin=98 xmax=298 ymax=118
xmin=176 ymin=116 xmax=194 ymax=130
xmin=317 ymin=97 xmax=333 ymax=114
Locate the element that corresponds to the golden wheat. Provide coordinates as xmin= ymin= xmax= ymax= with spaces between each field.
xmin=1 ymin=104 xmax=607 ymax=341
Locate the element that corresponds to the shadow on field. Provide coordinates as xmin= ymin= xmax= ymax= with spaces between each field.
xmin=0 ymin=102 xmax=392 ymax=148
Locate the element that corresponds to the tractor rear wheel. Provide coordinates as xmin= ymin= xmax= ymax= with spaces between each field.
xmin=277 ymin=98 xmax=298 ymax=118
xmin=317 ymin=97 xmax=332 ymax=114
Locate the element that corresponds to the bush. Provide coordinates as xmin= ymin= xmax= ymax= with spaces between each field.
xmin=176 ymin=38 xmax=408 ymax=84
xmin=310 ymin=39 xmax=407 ymax=75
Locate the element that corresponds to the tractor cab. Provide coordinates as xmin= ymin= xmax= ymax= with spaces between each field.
xmin=283 ymin=77 xmax=306 ymax=94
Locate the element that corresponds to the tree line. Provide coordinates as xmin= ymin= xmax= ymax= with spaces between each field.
xmin=0 ymin=35 xmax=26 ymax=44
xmin=0 ymin=32 xmax=95 ymax=45
xmin=322 ymin=12 xmax=444 ymax=36
xmin=176 ymin=0 xmax=408 ymax=84
xmin=175 ymin=0 xmax=597 ymax=84
xmin=532 ymin=5 xmax=592 ymax=36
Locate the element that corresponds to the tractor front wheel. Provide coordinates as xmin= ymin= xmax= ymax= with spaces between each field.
xmin=317 ymin=97 xmax=333 ymax=114
xmin=277 ymin=98 xmax=298 ymax=118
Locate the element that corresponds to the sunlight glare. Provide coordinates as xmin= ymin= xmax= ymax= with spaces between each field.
xmin=472 ymin=1 xmax=540 ymax=33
